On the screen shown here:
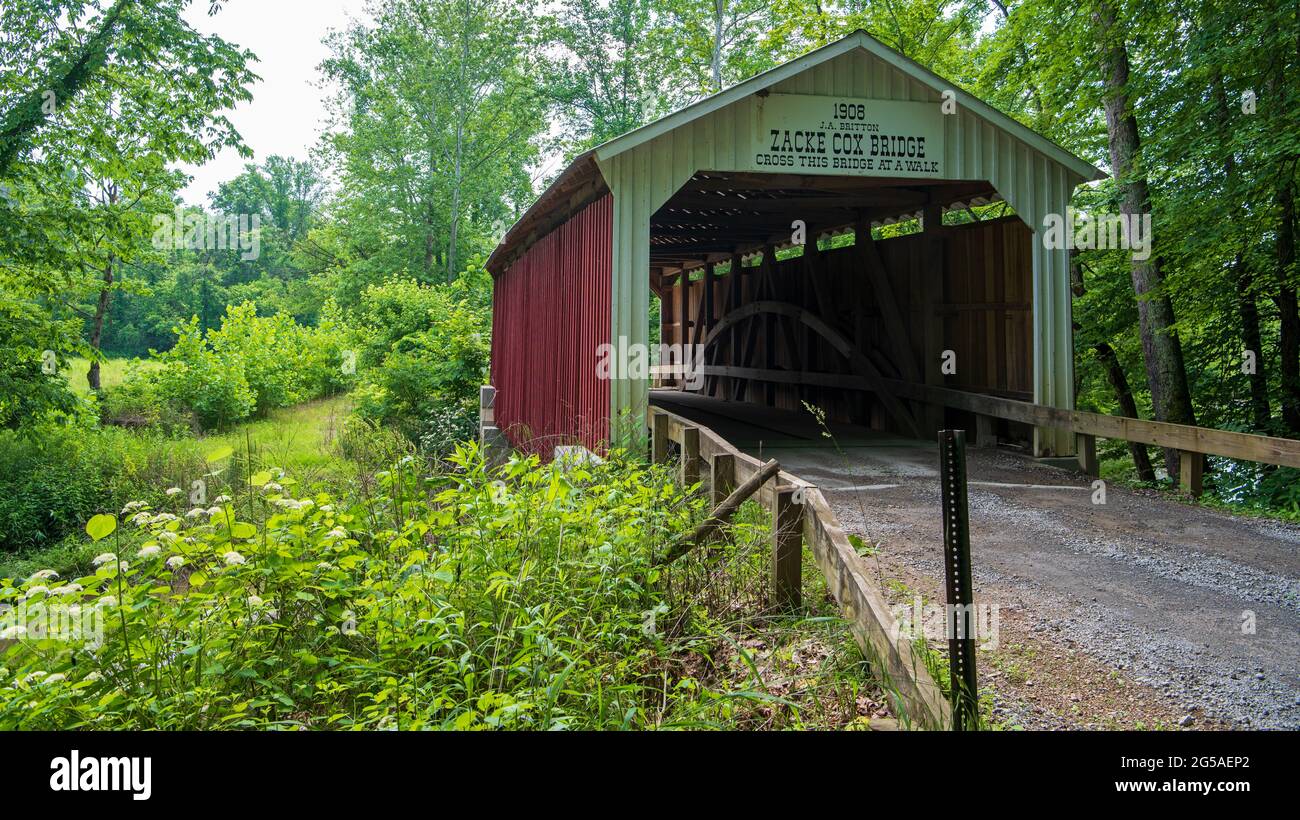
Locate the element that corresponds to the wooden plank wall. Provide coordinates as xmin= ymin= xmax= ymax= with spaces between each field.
xmin=660 ymin=216 xmax=1033 ymax=430
xmin=940 ymin=217 xmax=1034 ymax=399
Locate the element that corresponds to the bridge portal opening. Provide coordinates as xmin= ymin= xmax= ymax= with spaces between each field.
xmin=651 ymin=170 xmax=1037 ymax=447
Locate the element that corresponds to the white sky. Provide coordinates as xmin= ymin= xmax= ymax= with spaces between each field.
xmin=176 ymin=0 xmax=370 ymax=205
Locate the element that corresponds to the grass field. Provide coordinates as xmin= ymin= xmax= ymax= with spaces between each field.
xmin=0 ymin=394 xmax=358 ymax=581
xmin=62 ymin=356 xmax=161 ymax=394
xmin=202 ymin=393 xmax=358 ymax=485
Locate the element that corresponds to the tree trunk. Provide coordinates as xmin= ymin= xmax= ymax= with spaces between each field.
xmin=1212 ymin=73 xmax=1271 ymax=429
xmin=711 ymin=0 xmax=724 ymax=92
xmin=87 ymin=256 xmax=114 ymax=392
xmin=1093 ymin=341 xmax=1157 ymax=482
xmin=1275 ymin=172 xmax=1300 ymax=433
xmin=1071 ymin=253 xmax=1155 ymax=481
xmin=1235 ymin=253 xmax=1271 ymax=430
xmin=1094 ymin=1 xmax=1196 ymax=481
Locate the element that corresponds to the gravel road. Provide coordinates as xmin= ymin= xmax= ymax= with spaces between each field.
xmin=778 ymin=443 xmax=1300 ymax=729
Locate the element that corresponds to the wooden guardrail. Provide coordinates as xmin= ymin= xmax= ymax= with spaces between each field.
xmin=647 ymin=405 xmax=952 ymax=730
xmin=694 ymin=364 xmax=1300 ymax=495
xmin=887 ymin=380 xmax=1300 ymax=496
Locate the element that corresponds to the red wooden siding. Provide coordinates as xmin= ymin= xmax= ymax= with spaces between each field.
xmin=490 ymin=194 xmax=612 ymax=456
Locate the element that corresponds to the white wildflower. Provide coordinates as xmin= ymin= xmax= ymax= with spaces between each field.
xmin=50 ymin=583 xmax=82 ymax=596
xmin=96 ymin=595 xmax=118 ymax=608
xmin=28 ymin=569 xmax=58 ymax=582
xmin=23 ymin=585 xmax=48 ymax=599
xmin=122 ymin=500 xmax=147 ymax=514
xmin=83 ymin=671 xmax=102 ymax=683
xmin=0 ymin=625 xmax=26 ymax=640
xmin=166 ymin=556 xmax=185 ymax=570
xmin=137 ymin=544 xmax=161 ymax=558
xmin=186 ymin=508 xmax=207 ymax=520
xmin=213 ymin=494 xmax=232 ymax=504
xmin=165 ymin=487 xmax=183 ymax=497
xmin=246 ymin=595 xmax=264 ymax=608
xmin=151 ymin=512 xmax=178 ymax=524
xmin=222 ymin=551 xmax=246 ymax=566
xmin=91 ymin=553 xmax=117 ymax=567
xmin=261 ymin=482 xmax=283 ymax=494
xmin=130 ymin=511 xmax=152 ymax=526
xmin=207 ymin=506 xmax=224 ymax=517
xmin=21 ymin=671 xmax=46 ymax=685
xmin=42 ymin=673 xmax=66 ymax=685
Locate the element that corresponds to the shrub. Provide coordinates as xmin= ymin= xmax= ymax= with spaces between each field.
xmin=125 ymin=302 xmax=356 ymax=431
xmin=0 ymin=423 xmax=210 ymax=553
xmin=151 ymin=317 xmax=256 ymax=429
xmin=352 ymin=279 xmax=488 ymax=443
xmin=100 ymin=362 xmax=189 ymax=432
xmin=0 ymin=446 xmax=711 ymax=730
xmin=418 ymin=402 xmax=478 ymax=459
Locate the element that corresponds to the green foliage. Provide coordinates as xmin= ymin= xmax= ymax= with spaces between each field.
xmin=351 ymin=279 xmax=489 ymax=446
xmin=0 ymin=423 xmax=209 ymax=553
xmin=0 ymin=0 xmax=258 ymax=391
xmin=150 ymin=316 xmax=256 ymax=430
xmin=0 ymin=446 xmax=717 ymax=729
xmin=320 ymin=0 xmax=547 ymax=285
xmin=0 ymin=294 xmax=81 ymax=428
xmin=0 ymin=395 xmax=355 ymax=565
xmin=130 ymin=302 xmax=355 ymax=430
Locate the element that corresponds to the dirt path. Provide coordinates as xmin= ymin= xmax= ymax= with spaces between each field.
xmin=653 ymin=392 xmax=1300 ymax=729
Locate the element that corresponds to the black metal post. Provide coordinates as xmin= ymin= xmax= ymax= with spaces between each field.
xmin=939 ymin=429 xmax=979 ymax=730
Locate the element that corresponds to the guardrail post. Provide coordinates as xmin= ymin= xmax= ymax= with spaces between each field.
xmin=478 ymin=385 xmax=507 ymax=468
xmin=681 ymin=426 xmax=700 ymax=487
xmin=771 ymin=486 xmax=803 ymax=610
xmin=1076 ymin=433 xmax=1099 ymax=477
xmin=479 ymin=385 xmax=496 ymax=432
xmin=710 ymin=452 xmax=736 ymax=505
xmin=939 ymin=430 xmax=979 ymax=731
xmin=651 ymin=412 xmax=669 ymax=465
xmin=1179 ymin=450 xmax=1204 ymax=498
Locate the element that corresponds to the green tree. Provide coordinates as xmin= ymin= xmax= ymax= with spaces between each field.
xmin=547 ymin=0 xmax=659 ymax=153
xmin=322 ymin=0 xmax=548 ymax=284
xmin=0 ymin=0 xmax=255 ymax=411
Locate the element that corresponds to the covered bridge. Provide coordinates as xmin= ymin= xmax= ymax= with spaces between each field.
xmin=485 ymin=30 xmax=1103 ymax=458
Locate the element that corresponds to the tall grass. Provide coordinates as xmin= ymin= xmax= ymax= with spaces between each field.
xmin=0 ymin=443 xmax=899 ymax=730
xmin=0 ymin=397 xmax=353 ymax=578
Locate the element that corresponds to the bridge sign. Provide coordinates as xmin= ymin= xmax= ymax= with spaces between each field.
xmin=753 ymin=94 xmax=945 ymax=178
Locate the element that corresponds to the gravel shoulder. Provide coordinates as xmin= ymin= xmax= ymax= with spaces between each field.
xmin=781 ymin=443 xmax=1299 ymax=730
